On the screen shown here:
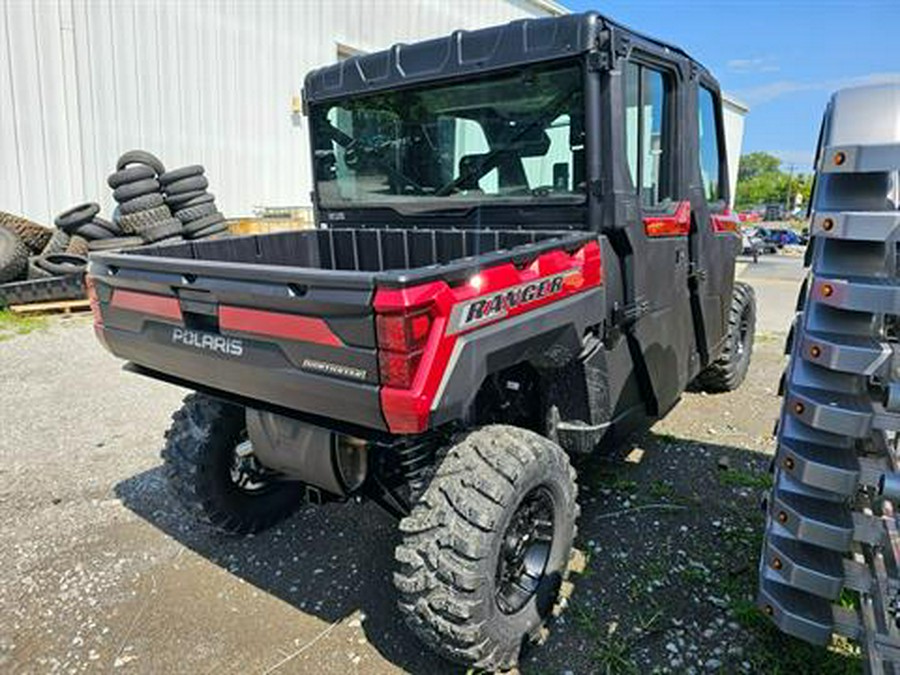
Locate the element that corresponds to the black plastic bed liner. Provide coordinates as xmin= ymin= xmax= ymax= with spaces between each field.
xmin=94 ymin=227 xmax=596 ymax=289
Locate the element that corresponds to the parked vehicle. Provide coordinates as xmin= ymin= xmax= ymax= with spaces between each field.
xmin=752 ymin=227 xmax=780 ymax=253
xmin=741 ymin=228 xmax=763 ymax=261
xmin=758 ymin=83 xmax=900 ymax=671
xmin=764 ymin=203 xmax=786 ymax=221
xmin=86 ymin=12 xmax=752 ymax=671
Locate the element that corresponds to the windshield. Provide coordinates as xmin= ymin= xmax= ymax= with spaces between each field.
xmin=310 ymin=62 xmax=585 ymax=210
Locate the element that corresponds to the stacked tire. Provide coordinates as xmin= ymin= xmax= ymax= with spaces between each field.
xmin=160 ymin=165 xmax=227 ymax=240
xmin=109 ymin=150 xmax=184 ymax=246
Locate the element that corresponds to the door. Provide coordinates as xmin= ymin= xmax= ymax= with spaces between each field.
xmin=687 ymin=80 xmax=740 ymax=364
xmin=620 ymin=58 xmax=696 ymax=414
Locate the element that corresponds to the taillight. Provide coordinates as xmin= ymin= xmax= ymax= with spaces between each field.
xmin=85 ymin=276 xmax=102 ymax=327
xmin=376 ymin=308 xmax=432 ymax=388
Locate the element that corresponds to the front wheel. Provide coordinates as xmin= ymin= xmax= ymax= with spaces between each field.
xmin=161 ymin=393 xmax=303 ymax=535
xmin=393 ymin=425 xmax=578 ymax=671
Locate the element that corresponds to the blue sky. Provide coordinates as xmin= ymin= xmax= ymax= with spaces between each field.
xmin=562 ymin=0 xmax=899 ymax=174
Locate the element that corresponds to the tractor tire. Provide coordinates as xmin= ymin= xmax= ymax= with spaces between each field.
xmin=690 ymin=281 xmax=755 ymax=393
xmin=394 ymin=425 xmax=578 ymax=672
xmin=173 ymin=202 xmax=217 ymax=223
xmin=0 ymin=212 xmax=53 ymax=253
xmin=118 ymin=205 xmax=172 ymax=235
xmin=116 ymin=149 xmax=165 ymax=174
xmin=40 ymin=229 xmax=70 ymax=256
xmin=159 ymin=165 xmax=204 ymax=185
xmin=140 ymin=218 xmax=183 ymax=243
xmin=161 ymin=393 xmax=303 ymax=535
xmin=0 ymin=227 xmax=28 ymax=283
xmin=118 ymin=192 xmax=165 ymax=215
xmin=107 ymin=164 xmax=155 ymax=188
xmin=164 ymin=175 xmax=209 ymax=195
xmin=112 ymin=178 xmax=160 ymax=203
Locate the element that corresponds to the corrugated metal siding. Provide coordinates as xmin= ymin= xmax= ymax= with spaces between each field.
xmin=0 ymin=0 xmax=558 ymax=225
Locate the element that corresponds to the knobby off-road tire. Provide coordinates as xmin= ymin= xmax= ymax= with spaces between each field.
xmin=0 ymin=212 xmax=52 ymax=253
xmin=691 ymin=281 xmax=756 ymax=393
xmin=161 ymin=393 xmax=303 ymax=535
xmin=394 ymin=425 xmax=578 ymax=671
xmin=0 ymin=226 xmax=28 ymax=283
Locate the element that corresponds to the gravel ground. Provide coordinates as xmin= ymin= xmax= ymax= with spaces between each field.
xmin=0 ymin=254 xmax=860 ymax=674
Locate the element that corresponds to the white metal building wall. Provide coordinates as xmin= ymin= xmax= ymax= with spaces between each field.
xmin=0 ymin=0 xmax=563 ymax=225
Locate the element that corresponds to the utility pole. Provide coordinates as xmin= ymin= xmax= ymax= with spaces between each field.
xmin=785 ymin=163 xmax=795 ymax=213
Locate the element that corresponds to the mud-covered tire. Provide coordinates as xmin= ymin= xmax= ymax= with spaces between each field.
xmin=0 ymin=226 xmax=29 ymax=283
xmin=691 ymin=281 xmax=756 ymax=393
xmin=394 ymin=425 xmax=578 ymax=671
xmin=160 ymin=393 xmax=303 ymax=535
xmin=0 ymin=212 xmax=53 ymax=253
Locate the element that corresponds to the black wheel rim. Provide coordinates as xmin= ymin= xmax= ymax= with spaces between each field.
xmin=495 ymin=486 xmax=555 ymax=615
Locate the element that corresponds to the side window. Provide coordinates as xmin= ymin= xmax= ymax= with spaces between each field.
xmin=698 ymin=86 xmax=724 ymax=205
xmin=624 ymin=62 xmax=670 ymax=209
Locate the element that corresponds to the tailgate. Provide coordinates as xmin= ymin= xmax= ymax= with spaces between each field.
xmin=87 ymin=253 xmax=386 ymax=431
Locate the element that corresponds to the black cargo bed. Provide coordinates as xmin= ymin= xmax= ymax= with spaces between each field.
xmin=92 ymin=227 xmax=595 ymax=289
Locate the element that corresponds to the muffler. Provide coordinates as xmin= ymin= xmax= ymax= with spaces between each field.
xmin=246 ymin=408 xmax=367 ymax=497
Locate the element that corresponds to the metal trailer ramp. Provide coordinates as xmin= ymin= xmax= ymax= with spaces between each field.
xmin=758 ymin=83 xmax=900 ymax=673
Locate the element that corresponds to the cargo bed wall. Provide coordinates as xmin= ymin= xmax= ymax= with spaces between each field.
xmin=133 ymin=228 xmax=575 ymax=274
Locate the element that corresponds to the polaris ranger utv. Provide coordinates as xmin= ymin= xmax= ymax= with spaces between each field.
xmin=87 ymin=12 xmax=753 ymax=670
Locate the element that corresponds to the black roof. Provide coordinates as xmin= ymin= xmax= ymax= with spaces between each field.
xmin=303 ymin=11 xmax=711 ymax=105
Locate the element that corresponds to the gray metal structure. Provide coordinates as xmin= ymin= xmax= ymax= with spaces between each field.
xmin=759 ymin=83 xmax=900 ymax=672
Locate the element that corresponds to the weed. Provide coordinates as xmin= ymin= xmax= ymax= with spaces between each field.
xmin=0 ymin=310 xmax=48 ymax=341
xmin=718 ymin=468 xmax=772 ymax=490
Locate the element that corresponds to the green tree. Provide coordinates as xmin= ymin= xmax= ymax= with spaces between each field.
xmin=734 ymin=152 xmax=813 ymax=212
xmin=738 ymin=152 xmax=781 ymax=182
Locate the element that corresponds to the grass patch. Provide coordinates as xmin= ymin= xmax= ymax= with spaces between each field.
xmin=0 ymin=309 xmax=48 ymax=341
xmin=718 ymin=468 xmax=773 ymax=490
xmin=572 ymin=601 xmax=663 ymax=675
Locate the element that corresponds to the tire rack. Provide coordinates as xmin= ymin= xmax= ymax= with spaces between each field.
xmin=758 ymin=141 xmax=900 ymax=673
